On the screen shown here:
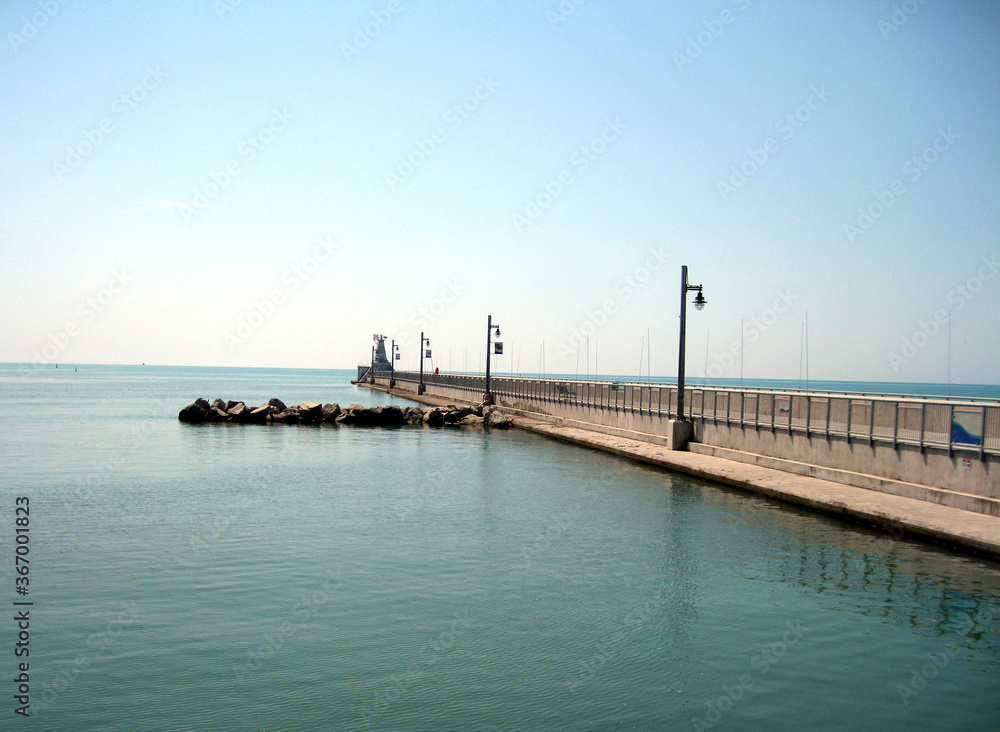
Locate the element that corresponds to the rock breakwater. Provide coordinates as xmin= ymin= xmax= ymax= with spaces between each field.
xmin=177 ymin=398 xmax=514 ymax=429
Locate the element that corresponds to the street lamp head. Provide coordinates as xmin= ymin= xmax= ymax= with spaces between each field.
xmin=495 ymin=327 xmax=501 ymax=338
xmin=693 ymin=290 xmax=707 ymax=310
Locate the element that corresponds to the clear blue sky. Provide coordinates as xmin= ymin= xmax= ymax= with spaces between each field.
xmin=2 ymin=0 xmax=998 ymax=384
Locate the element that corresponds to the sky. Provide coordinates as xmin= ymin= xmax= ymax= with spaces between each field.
xmin=2 ymin=0 xmax=999 ymax=384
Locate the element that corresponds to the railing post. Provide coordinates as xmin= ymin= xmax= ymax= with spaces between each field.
xmin=947 ymin=404 xmax=955 ymax=458
xmin=980 ymin=407 xmax=987 ymax=461
xmin=892 ymin=400 xmax=899 ymax=450
xmin=869 ymin=400 xmax=875 ymax=447
xmin=918 ymin=403 xmax=926 ymax=454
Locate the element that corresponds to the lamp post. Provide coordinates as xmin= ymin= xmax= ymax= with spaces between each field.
xmin=484 ymin=315 xmax=501 ymax=405
xmin=390 ymin=339 xmax=398 ymax=389
xmin=676 ymin=265 xmax=707 ymax=421
xmin=418 ymin=332 xmax=430 ymax=395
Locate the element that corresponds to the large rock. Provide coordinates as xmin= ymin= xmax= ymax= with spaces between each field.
xmin=336 ymin=404 xmax=372 ymax=425
xmin=487 ymin=410 xmax=513 ymax=429
xmin=422 ymin=407 xmax=445 ymax=426
xmin=194 ymin=398 xmax=210 ymax=410
xmin=247 ymin=405 xmax=272 ymax=424
xmin=350 ymin=406 xmax=379 ymax=426
xmin=298 ymin=402 xmax=323 ymax=424
xmin=442 ymin=406 xmax=473 ymax=424
xmin=178 ymin=402 xmax=208 ymax=423
xmin=372 ymin=405 xmax=405 ymax=425
xmin=211 ymin=398 xmax=228 ymax=411
xmin=269 ymin=408 xmax=300 ymax=424
xmin=457 ymin=414 xmax=485 ymax=425
xmin=322 ymin=403 xmax=342 ymax=422
xmin=206 ymin=406 xmax=231 ymax=422
xmin=227 ymin=403 xmax=250 ymax=423
xmin=268 ymin=397 xmax=287 ymax=411
xmin=403 ymin=407 xmax=425 ymax=422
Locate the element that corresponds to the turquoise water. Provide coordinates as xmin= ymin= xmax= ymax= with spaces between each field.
xmin=2 ymin=364 xmax=999 ymax=731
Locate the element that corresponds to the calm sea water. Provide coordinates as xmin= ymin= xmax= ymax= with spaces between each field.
xmin=1 ymin=364 xmax=999 ymax=731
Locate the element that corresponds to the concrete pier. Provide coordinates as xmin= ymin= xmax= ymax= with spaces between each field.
xmin=364 ymin=380 xmax=1000 ymax=558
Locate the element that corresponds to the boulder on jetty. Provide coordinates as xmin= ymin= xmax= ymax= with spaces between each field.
xmin=177 ymin=398 xmax=514 ymax=429
xmin=248 ymin=405 xmax=272 ymax=424
xmin=178 ymin=401 xmax=208 ymax=423
xmin=298 ymin=402 xmax=323 ymax=425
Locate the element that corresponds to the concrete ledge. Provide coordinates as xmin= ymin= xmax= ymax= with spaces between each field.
xmin=689 ymin=443 xmax=1000 ymax=517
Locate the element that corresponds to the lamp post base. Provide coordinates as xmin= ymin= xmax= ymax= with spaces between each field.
xmin=417 ymin=384 xmax=426 ymax=395
xmin=666 ymin=419 xmax=694 ymax=451
xmin=483 ymin=393 xmax=494 ymax=406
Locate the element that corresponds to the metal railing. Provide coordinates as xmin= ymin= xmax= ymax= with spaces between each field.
xmin=381 ymin=372 xmax=1000 ymax=458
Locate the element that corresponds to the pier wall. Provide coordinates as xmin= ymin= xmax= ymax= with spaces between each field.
xmin=372 ymin=372 xmax=1000 ymax=514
